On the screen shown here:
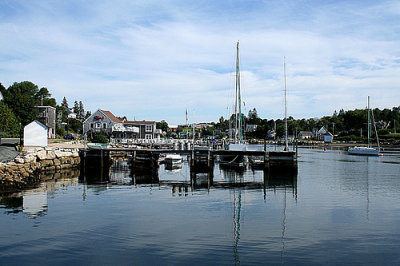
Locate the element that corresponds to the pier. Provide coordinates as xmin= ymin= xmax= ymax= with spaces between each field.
xmin=79 ymin=146 xmax=297 ymax=175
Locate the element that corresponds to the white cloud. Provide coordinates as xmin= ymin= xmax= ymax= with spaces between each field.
xmin=0 ymin=0 xmax=399 ymax=124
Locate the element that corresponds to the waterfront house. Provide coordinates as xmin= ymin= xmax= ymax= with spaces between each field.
xmin=317 ymin=126 xmax=333 ymax=143
xmin=83 ymin=109 xmax=160 ymax=142
xmin=83 ymin=109 xmax=121 ymax=137
xmin=121 ymin=119 xmax=158 ymax=140
xmin=36 ymin=106 xmax=56 ymax=138
xmin=323 ymin=132 xmax=334 ymax=143
xmin=24 ymin=120 xmax=48 ymax=147
xmin=298 ymin=131 xmax=313 ymax=139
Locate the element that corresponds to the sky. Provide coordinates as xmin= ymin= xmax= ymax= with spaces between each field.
xmin=1 ymin=0 xmax=399 ymax=124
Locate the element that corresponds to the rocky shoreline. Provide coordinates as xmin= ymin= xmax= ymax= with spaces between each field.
xmin=0 ymin=147 xmax=80 ymax=192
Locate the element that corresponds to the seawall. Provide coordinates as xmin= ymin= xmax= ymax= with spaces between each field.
xmin=0 ymin=147 xmax=80 ymax=192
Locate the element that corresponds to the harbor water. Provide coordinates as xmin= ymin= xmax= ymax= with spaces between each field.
xmin=1 ymin=146 xmax=400 ymax=265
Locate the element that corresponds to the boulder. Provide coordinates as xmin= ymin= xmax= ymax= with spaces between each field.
xmin=37 ymin=150 xmax=47 ymax=160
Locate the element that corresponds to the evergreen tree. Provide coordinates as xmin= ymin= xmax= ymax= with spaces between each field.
xmin=62 ymin=97 xmax=68 ymax=108
xmin=79 ymin=101 xmax=84 ymax=120
xmin=73 ymin=101 xmax=79 ymax=114
xmin=85 ymin=111 xmax=91 ymax=119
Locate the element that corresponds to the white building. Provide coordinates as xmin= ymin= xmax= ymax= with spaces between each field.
xmin=24 ymin=120 xmax=48 ymax=147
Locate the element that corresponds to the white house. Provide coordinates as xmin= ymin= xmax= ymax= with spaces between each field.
xmin=24 ymin=120 xmax=48 ymax=147
xmin=298 ymin=131 xmax=313 ymax=139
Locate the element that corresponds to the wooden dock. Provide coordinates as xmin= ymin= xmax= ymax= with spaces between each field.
xmin=79 ymin=146 xmax=297 ymax=174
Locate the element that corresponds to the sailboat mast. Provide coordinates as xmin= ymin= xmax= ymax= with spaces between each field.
xmin=367 ymin=96 xmax=370 ymax=148
xmin=234 ymin=41 xmax=241 ymax=144
xmin=284 ymin=57 xmax=288 ymax=151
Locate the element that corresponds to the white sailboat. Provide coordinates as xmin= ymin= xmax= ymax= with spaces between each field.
xmin=348 ymin=96 xmax=380 ymax=156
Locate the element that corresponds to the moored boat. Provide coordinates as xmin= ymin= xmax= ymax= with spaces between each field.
xmin=348 ymin=96 xmax=380 ymax=156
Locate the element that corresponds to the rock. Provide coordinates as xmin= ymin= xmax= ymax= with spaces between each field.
xmin=14 ymin=157 xmax=25 ymax=164
xmin=37 ymin=150 xmax=47 ymax=160
xmin=47 ymin=151 xmax=56 ymax=160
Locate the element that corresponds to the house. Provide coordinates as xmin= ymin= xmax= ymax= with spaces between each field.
xmin=194 ymin=123 xmax=213 ymax=130
xmin=267 ymin=130 xmax=276 ymax=139
xmin=0 ymin=91 xmax=3 ymax=101
xmin=376 ymin=120 xmax=390 ymax=130
xmin=83 ymin=109 xmax=160 ymax=142
xmin=122 ymin=120 xmax=158 ymax=140
xmin=298 ymin=131 xmax=313 ymax=139
xmin=317 ymin=126 xmax=333 ymax=143
xmin=245 ymin=124 xmax=257 ymax=132
xmin=168 ymin=125 xmax=178 ymax=132
xmin=213 ymin=129 xmax=222 ymax=138
xmin=24 ymin=120 xmax=48 ymax=147
xmin=36 ymin=106 xmax=56 ymax=138
xmin=68 ymin=112 xmax=77 ymax=119
xmin=323 ymin=132 xmax=334 ymax=143
xmin=83 ymin=109 xmax=121 ymax=137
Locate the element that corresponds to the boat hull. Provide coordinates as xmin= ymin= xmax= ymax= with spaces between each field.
xmin=348 ymin=147 xmax=379 ymax=156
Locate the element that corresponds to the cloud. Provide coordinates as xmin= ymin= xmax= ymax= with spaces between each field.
xmin=0 ymin=0 xmax=399 ymax=124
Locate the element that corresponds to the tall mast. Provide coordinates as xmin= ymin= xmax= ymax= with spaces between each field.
xmin=367 ymin=96 xmax=370 ymax=148
xmin=234 ymin=41 xmax=242 ymax=144
xmin=284 ymin=57 xmax=288 ymax=151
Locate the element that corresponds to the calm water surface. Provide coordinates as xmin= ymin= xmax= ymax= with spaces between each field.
xmin=1 ymin=147 xmax=400 ymax=265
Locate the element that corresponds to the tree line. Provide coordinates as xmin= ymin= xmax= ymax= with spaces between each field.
xmin=212 ymin=107 xmax=400 ymax=140
xmin=0 ymin=81 xmax=90 ymax=137
xmin=165 ymin=106 xmax=399 ymax=141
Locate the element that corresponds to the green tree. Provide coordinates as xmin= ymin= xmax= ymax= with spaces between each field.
xmin=73 ymin=101 xmax=79 ymax=115
xmin=0 ymin=102 xmax=19 ymax=136
xmin=78 ymin=101 xmax=85 ymax=120
xmin=156 ymin=120 xmax=169 ymax=133
xmin=3 ymin=81 xmax=40 ymax=126
xmin=61 ymin=97 xmax=68 ymax=108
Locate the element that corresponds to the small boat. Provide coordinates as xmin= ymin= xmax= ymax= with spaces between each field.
xmin=348 ymin=96 xmax=380 ymax=156
xmin=348 ymin=146 xmax=379 ymax=156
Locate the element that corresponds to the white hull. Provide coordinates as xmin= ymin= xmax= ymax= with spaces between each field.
xmin=348 ymin=147 xmax=379 ymax=156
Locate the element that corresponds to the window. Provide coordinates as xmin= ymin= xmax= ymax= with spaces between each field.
xmin=145 ymin=125 xmax=152 ymax=132
xmin=103 ymin=123 xmax=107 ymax=129
xmin=96 ymin=123 xmax=101 ymax=128
xmin=145 ymin=134 xmax=152 ymax=139
xmin=90 ymin=123 xmax=94 ymax=129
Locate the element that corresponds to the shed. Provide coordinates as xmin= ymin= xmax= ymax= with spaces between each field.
xmin=24 ymin=120 xmax=48 ymax=147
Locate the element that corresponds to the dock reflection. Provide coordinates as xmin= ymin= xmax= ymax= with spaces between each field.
xmin=79 ymin=159 xmax=298 ymax=197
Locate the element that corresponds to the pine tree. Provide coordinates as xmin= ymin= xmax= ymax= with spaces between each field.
xmin=73 ymin=101 xmax=79 ymax=114
xmin=79 ymin=101 xmax=84 ymax=120
xmin=62 ymin=97 xmax=68 ymax=108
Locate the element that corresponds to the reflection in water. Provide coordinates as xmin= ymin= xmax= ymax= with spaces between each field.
xmin=22 ymin=189 xmax=48 ymax=219
xmin=1 ymin=169 xmax=79 ymax=218
xmin=79 ymin=158 xmax=298 ymax=199
xmin=2 ymin=148 xmax=400 ymax=265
